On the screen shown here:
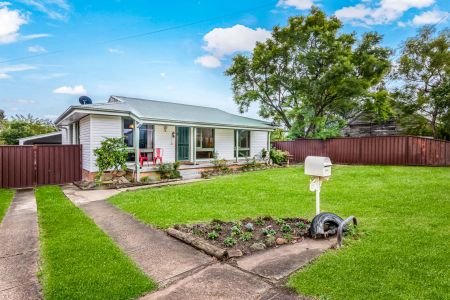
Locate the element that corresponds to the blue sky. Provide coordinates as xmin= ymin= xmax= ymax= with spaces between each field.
xmin=0 ymin=0 xmax=449 ymax=121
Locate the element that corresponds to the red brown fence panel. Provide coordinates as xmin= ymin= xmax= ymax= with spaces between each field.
xmin=0 ymin=146 xmax=34 ymax=188
xmin=272 ymin=136 xmax=450 ymax=166
xmin=0 ymin=145 xmax=82 ymax=188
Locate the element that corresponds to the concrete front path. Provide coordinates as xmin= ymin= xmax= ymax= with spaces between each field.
xmin=0 ymin=190 xmax=41 ymax=300
xmin=63 ymin=185 xmax=213 ymax=285
xmin=237 ymin=238 xmax=336 ymax=281
xmin=62 ymin=185 xmax=334 ymax=300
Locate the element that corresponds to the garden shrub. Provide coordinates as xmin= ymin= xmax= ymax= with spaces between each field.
xmin=94 ymin=137 xmax=128 ymax=179
xmin=270 ymin=148 xmax=289 ymax=165
xmin=211 ymin=152 xmax=230 ymax=173
xmin=158 ymin=163 xmax=181 ymax=180
xmin=140 ymin=176 xmax=151 ymax=183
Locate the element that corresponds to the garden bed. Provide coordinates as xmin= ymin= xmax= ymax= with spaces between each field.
xmin=171 ymin=216 xmax=311 ymax=259
xmin=74 ymin=178 xmax=181 ymax=190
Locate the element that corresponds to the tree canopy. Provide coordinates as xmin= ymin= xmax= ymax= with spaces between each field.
xmin=0 ymin=113 xmax=56 ymax=145
xmin=225 ymin=8 xmax=391 ymax=138
xmin=395 ymin=27 xmax=450 ymax=139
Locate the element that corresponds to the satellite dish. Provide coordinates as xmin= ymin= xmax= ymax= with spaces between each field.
xmin=79 ymin=96 xmax=93 ymax=105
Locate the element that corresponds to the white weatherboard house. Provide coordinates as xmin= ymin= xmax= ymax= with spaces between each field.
xmin=55 ymin=96 xmax=274 ymax=180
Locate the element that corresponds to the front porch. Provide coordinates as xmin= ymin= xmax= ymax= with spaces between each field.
xmin=127 ymin=160 xmax=253 ymax=180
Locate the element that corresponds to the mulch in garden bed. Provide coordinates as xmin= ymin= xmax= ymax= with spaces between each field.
xmin=173 ymin=216 xmax=311 ymax=257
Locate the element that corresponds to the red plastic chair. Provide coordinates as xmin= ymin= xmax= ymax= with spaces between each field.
xmin=153 ymin=148 xmax=163 ymax=165
xmin=139 ymin=150 xmax=149 ymax=167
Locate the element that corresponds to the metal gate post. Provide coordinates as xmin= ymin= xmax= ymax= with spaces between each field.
xmin=33 ymin=145 xmax=37 ymax=186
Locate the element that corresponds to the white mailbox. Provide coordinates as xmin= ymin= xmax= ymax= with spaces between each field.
xmin=305 ymin=156 xmax=332 ymax=177
xmin=304 ymin=156 xmax=332 ymax=215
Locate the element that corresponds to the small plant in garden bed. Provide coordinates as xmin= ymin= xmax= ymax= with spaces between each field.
xmin=262 ymin=227 xmax=277 ymax=236
xmin=240 ymin=232 xmax=253 ymax=241
xmin=208 ymin=231 xmax=219 ymax=240
xmin=173 ymin=216 xmax=310 ymax=256
xmin=224 ymin=237 xmax=237 ymax=247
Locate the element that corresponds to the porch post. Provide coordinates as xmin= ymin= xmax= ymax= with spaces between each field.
xmin=235 ymin=129 xmax=239 ymax=163
xmin=193 ymin=127 xmax=197 ymax=165
xmin=134 ymin=119 xmax=141 ymax=182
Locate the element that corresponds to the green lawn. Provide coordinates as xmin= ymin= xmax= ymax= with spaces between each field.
xmin=109 ymin=166 xmax=450 ymax=300
xmin=0 ymin=189 xmax=14 ymax=223
xmin=35 ymin=186 xmax=156 ymax=300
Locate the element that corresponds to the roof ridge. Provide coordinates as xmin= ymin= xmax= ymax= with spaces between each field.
xmin=112 ymin=95 xmax=226 ymax=111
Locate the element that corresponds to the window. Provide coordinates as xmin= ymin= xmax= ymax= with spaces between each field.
xmin=139 ymin=124 xmax=154 ymax=149
xmin=123 ymin=118 xmax=134 ymax=147
xmin=123 ymin=118 xmax=154 ymax=161
xmin=196 ymin=128 xmax=214 ymax=159
xmin=235 ymin=130 xmax=250 ymax=157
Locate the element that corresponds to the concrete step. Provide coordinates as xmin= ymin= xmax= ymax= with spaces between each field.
xmin=179 ymin=169 xmax=202 ymax=180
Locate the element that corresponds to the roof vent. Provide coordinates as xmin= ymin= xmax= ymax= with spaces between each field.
xmin=79 ymin=96 xmax=93 ymax=105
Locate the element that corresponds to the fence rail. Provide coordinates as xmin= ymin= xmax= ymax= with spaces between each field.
xmin=0 ymin=145 xmax=82 ymax=188
xmin=272 ymin=136 xmax=450 ymax=166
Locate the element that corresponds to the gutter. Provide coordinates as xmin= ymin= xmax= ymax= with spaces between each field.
xmin=56 ymin=106 xmax=275 ymax=131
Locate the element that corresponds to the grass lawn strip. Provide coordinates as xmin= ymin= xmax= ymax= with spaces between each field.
xmin=36 ymin=186 xmax=156 ymax=300
xmin=0 ymin=189 xmax=14 ymax=223
xmin=109 ymin=165 xmax=450 ymax=300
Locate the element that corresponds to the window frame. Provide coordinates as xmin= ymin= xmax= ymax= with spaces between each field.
xmin=122 ymin=117 xmax=155 ymax=162
xmin=195 ymin=127 xmax=215 ymax=160
xmin=234 ymin=129 xmax=251 ymax=158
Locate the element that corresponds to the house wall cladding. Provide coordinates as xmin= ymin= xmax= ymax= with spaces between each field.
xmin=215 ymin=129 xmax=235 ymax=160
xmin=0 ymin=145 xmax=82 ymax=188
xmin=272 ymin=136 xmax=450 ymax=166
xmin=155 ymin=125 xmax=176 ymax=163
xmin=251 ymin=131 xmax=269 ymax=157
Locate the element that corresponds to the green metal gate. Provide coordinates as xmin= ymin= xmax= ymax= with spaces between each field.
xmin=177 ymin=127 xmax=190 ymax=161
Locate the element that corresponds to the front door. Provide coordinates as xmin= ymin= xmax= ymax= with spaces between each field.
xmin=177 ymin=127 xmax=190 ymax=161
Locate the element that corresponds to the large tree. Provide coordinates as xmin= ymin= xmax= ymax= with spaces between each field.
xmin=0 ymin=114 xmax=56 ymax=145
xmin=225 ymin=8 xmax=391 ymax=138
xmin=395 ymin=27 xmax=450 ymax=139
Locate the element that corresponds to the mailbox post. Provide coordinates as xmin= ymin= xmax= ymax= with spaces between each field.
xmin=304 ymin=156 xmax=332 ymax=215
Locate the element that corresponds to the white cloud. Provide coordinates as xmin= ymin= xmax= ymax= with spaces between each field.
xmin=412 ymin=9 xmax=449 ymax=25
xmin=19 ymin=0 xmax=70 ymax=20
xmin=195 ymin=24 xmax=271 ymax=69
xmin=277 ymin=0 xmax=314 ymax=10
xmin=28 ymin=45 xmax=47 ymax=53
xmin=160 ymin=72 xmax=166 ymax=78
xmin=335 ymin=0 xmax=435 ymax=26
xmin=0 ymin=5 xmax=27 ymax=44
xmin=194 ymin=55 xmax=222 ymax=68
xmin=202 ymin=25 xmax=271 ymax=57
xmin=21 ymin=33 xmax=51 ymax=41
xmin=108 ymin=48 xmax=124 ymax=54
xmin=53 ymin=85 xmax=87 ymax=95
xmin=0 ymin=64 xmax=36 ymax=78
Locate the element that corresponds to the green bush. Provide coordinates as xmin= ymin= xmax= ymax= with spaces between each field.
xmin=211 ymin=153 xmax=230 ymax=172
xmin=140 ymin=176 xmax=151 ymax=183
xmin=158 ymin=163 xmax=181 ymax=180
xmin=94 ymin=137 xmax=128 ymax=179
xmin=270 ymin=148 xmax=289 ymax=165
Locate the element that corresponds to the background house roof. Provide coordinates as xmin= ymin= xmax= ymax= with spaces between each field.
xmin=57 ymin=96 xmax=273 ymax=130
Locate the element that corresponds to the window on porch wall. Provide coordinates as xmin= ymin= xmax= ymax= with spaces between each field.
xmin=235 ymin=129 xmax=250 ymax=158
xmin=122 ymin=118 xmax=154 ymax=162
xmin=196 ymin=128 xmax=214 ymax=159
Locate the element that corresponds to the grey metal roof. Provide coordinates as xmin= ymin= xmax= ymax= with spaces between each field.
xmin=57 ymin=96 xmax=273 ymax=130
